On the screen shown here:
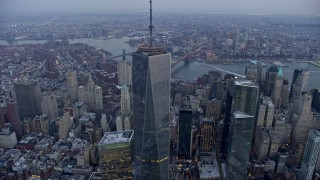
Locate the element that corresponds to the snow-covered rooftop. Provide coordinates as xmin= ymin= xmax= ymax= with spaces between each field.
xmin=99 ymin=130 xmax=134 ymax=145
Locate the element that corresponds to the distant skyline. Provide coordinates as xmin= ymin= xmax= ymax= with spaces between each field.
xmin=1 ymin=0 xmax=319 ymax=15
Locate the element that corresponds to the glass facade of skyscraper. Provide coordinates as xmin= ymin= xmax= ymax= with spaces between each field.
xmin=228 ymin=111 xmax=255 ymax=179
xmin=178 ymin=109 xmax=193 ymax=159
xmin=227 ymin=80 xmax=259 ymax=179
xmin=98 ymin=130 xmax=134 ymax=179
xmin=132 ymin=47 xmax=171 ymax=180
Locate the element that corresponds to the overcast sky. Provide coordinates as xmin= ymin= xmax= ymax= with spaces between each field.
xmin=1 ymin=0 xmax=319 ymax=15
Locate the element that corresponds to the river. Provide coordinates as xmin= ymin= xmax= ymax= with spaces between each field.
xmin=0 ymin=38 xmax=319 ymax=90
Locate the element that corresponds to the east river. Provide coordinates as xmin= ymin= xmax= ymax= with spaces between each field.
xmin=1 ymin=38 xmax=319 ymax=90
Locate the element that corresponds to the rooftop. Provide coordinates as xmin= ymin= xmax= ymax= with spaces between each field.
xmin=233 ymin=111 xmax=254 ymax=119
xmin=198 ymin=156 xmax=220 ymax=179
xmin=136 ymin=46 xmax=166 ymax=56
xmin=234 ymin=80 xmax=258 ymax=88
xmin=98 ymin=130 xmax=134 ymax=145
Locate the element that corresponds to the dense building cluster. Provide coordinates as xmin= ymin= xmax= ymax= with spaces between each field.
xmin=0 ymin=11 xmax=319 ymax=180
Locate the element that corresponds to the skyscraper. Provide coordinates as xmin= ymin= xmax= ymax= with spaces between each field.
xmin=14 ymin=80 xmax=42 ymax=120
xmin=255 ymin=127 xmax=270 ymax=160
xmin=231 ymin=80 xmax=259 ymax=117
xmin=281 ymin=79 xmax=290 ymax=108
xmin=78 ymin=74 xmax=103 ymax=111
xmin=132 ymin=46 xmax=171 ymax=179
xmin=121 ymin=85 xmax=131 ymax=115
xmin=226 ymin=80 xmax=259 ymax=179
xmin=228 ymin=111 xmax=255 ymax=179
xmin=311 ymin=89 xmax=320 ymax=112
xmin=117 ymin=60 xmax=132 ymax=87
xmin=291 ymin=93 xmax=314 ymax=147
xmin=45 ymin=57 xmax=58 ymax=79
xmin=256 ymin=96 xmax=275 ymax=128
xmin=41 ymin=92 xmax=59 ymax=121
xmin=7 ymin=99 xmax=23 ymax=140
xmin=116 ymin=85 xmax=132 ymax=131
xmin=245 ymin=60 xmax=262 ymax=85
xmin=289 ymin=68 xmax=309 ymax=102
xmin=300 ymin=130 xmax=320 ymax=180
xmin=264 ymin=66 xmax=278 ymax=96
xmin=98 ymin=130 xmax=134 ymax=179
xmin=132 ymin=1 xmax=171 ymax=179
xmin=271 ymin=67 xmax=283 ymax=107
xmin=66 ymin=70 xmax=78 ymax=103
xmin=245 ymin=61 xmax=258 ymax=81
xmin=200 ymin=117 xmax=215 ymax=154
xmin=178 ymin=109 xmax=193 ymax=159
xmin=0 ymin=107 xmax=5 ymax=129
xmin=57 ymin=112 xmax=72 ymax=139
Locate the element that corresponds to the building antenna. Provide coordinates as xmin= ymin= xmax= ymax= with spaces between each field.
xmin=149 ymin=0 xmax=153 ymax=47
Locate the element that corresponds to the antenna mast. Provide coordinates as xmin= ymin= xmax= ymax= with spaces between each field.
xmin=149 ymin=0 xmax=153 ymax=47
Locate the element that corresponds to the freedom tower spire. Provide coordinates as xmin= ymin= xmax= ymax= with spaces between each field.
xmin=149 ymin=0 xmax=153 ymax=47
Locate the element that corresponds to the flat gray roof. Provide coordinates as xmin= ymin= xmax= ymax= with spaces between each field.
xmin=98 ymin=130 xmax=134 ymax=145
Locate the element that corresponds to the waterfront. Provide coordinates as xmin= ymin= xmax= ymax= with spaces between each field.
xmin=1 ymin=38 xmax=319 ymax=90
xmin=172 ymin=61 xmax=320 ymax=90
xmin=0 ymin=37 xmax=136 ymax=56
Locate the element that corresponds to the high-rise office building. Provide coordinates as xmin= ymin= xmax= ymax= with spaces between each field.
xmin=256 ymin=96 xmax=275 ymax=128
xmin=268 ymin=130 xmax=281 ymax=157
xmin=245 ymin=61 xmax=258 ymax=81
xmin=200 ymin=117 xmax=215 ymax=154
xmin=273 ymin=112 xmax=292 ymax=144
xmin=45 ymin=58 xmax=58 ymax=79
xmin=78 ymin=74 xmax=103 ymax=111
xmin=94 ymin=86 xmax=103 ymax=111
xmin=221 ymin=89 xmax=233 ymax=158
xmin=7 ymin=99 xmax=23 ymax=140
xmin=66 ymin=70 xmax=78 ymax=103
xmin=132 ymin=47 xmax=171 ymax=179
xmin=231 ymin=80 xmax=259 ymax=116
xmin=57 ymin=112 xmax=72 ymax=139
xmin=220 ymin=75 xmax=236 ymax=157
xmin=272 ymin=67 xmax=283 ymax=107
xmin=0 ymin=107 xmax=5 ymax=129
xmin=213 ymin=79 xmax=223 ymax=101
xmin=281 ymin=79 xmax=290 ymax=108
xmin=311 ymin=89 xmax=320 ymax=112
xmin=22 ymin=114 xmax=49 ymax=135
xmin=178 ymin=109 xmax=193 ymax=159
xmin=300 ymin=130 xmax=320 ymax=180
xmin=265 ymin=66 xmax=278 ymax=96
xmin=98 ymin=130 xmax=134 ymax=179
xmin=132 ymin=1 xmax=171 ymax=178
xmin=289 ymin=68 xmax=309 ymax=102
xmin=228 ymin=111 xmax=255 ymax=179
xmin=116 ymin=85 xmax=132 ymax=131
xmin=116 ymin=115 xmax=131 ymax=132
xmin=255 ymin=127 xmax=270 ymax=160
xmin=74 ymin=101 xmax=86 ymax=119
xmin=245 ymin=61 xmax=262 ymax=85
xmin=14 ymin=81 xmax=42 ymax=120
xmin=291 ymin=93 xmax=315 ymax=147
xmin=121 ymin=85 xmax=131 ymax=115
xmin=205 ymin=99 xmax=222 ymax=120
xmin=117 ymin=60 xmax=132 ymax=87
xmin=41 ymin=93 xmax=59 ymax=121
xmin=226 ymin=80 xmax=259 ymax=179
xmin=101 ymin=113 xmax=110 ymax=133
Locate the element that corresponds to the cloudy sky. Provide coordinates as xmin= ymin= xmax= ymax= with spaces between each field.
xmin=1 ymin=0 xmax=319 ymax=15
